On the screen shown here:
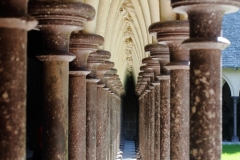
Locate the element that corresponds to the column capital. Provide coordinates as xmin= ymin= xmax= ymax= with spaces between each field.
xmin=87 ymin=50 xmax=106 ymax=80
xmin=171 ymin=1 xmax=240 ymax=50
xmin=70 ymin=33 xmax=104 ymax=73
xmin=149 ymin=20 xmax=189 ymax=70
xmin=29 ymin=1 xmax=95 ymax=28
xmin=96 ymin=50 xmax=114 ymax=85
xmin=29 ymin=1 xmax=96 ymax=61
xmin=145 ymin=43 xmax=170 ymax=76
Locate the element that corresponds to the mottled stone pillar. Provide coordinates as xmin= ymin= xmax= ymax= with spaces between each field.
xmin=69 ymin=33 xmax=103 ymax=160
xmin=137 ymin=93 xmax=144 ymax=160
xmin=145 ymin=43 xmax=170 ymax=160
xmin=106 ymin=90 xmax=112 ymax=160
xmin=144 ymin=89 xmax=151 ymax=160
xmin=0 ymin=1 xmax=37 ymax=159
xmin=143 ymin=57 xmax=160 ymax=160
xmin=116 ymin=91 xmax=123 ymax=152
xmin=107 ymin=75 xmax=119 ymax=160
xmin=158 ymin=75 xmax=170 ymax=160
xmin=137 ymin=77 xmax=148 ymax=160
xmin=29 ymin=1 xmax=95 ymax=159
xmin=141 ymin=69 xmax=155 ymax=160
xmin=86 ymin=51 xmax=105 ymax=160
xmin=103 ymin=68 xmax=117 ymax=160
xmin=232 ymin=97 xmax=239 ymax=142
xmin=96 ymin=51 xmax=113 ymax=160
xmin=150 ymin=20 xmax=190 ymax=160
xmin=171 ymin=1 xmax=240 ymax=159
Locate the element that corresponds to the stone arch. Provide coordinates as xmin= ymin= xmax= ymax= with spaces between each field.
xmin=222 ymin=74 xmax=234 ymax=97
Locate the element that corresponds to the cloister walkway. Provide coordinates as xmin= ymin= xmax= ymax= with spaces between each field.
xmin=122 ymin=141 xmax=136 ymax=160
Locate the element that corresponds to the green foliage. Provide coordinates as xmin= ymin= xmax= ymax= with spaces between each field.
xmin=222 ymin=145 xmax=240 ymax=160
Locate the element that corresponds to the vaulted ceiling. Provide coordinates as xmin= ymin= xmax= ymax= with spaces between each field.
xmin=82 ymin=0 xmax=187 ymax=87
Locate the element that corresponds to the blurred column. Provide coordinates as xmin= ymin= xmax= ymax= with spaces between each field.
xmin=171 ymin=0 xmax=240 ymax=159
xmin=0 ymin=0 xmax=37 ymax=159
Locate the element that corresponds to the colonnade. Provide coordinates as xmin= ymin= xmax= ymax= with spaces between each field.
xmin=136 ymin=1 xmax=240 ymax=160
xmin=0 ymin=0 xmax=123 ymax=160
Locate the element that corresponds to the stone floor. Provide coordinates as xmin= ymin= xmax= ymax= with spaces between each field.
xmin=122 ymin=141 xmax=136 ymax=160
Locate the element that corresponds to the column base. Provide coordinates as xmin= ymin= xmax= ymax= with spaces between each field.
xmin=231 ymin=136 xmax=239 ymax=142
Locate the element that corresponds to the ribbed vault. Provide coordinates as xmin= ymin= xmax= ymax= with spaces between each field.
xmin=82 ymin=0 xmax=177 ymax=87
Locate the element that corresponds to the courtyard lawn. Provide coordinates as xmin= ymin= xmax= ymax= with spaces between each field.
xmin=222 ymin=145 xmax=240 ymax=160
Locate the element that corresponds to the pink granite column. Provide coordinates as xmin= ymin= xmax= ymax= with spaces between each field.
xmin=86 ymin=51 xmax=106 ymax=160
xmin=116 ymin=90 xmax=123 ymax=152
xmin=144 ymin=89 xmax=151 ymax=160
xmin=150 ymin=20 xmax=190 ymax=160
xmin=29 ymin=1 xmax=95 ymax=159
xmin=115 ymin=85 xmax=123 ymax=159
xmin=138 ymin=73 xmax=150 ymax=160
xmin=144 ymin=46 xmax=167 ymax=160
xmin=171 ymin=1 xmax=240 ymax=159
xmin=96 ymin=51 xmax=114 ymax=160
xmin=145 ymin=44 xmax=170 ymax=160
xmin=143 ymin=56 xmax=161 ymax=160
xmin=113 ymin=93 xmax=118 ymax=159
xmin=103 ymin=69 xmax=117 ymax=160
xmin=108 ymin=76 xmax=118 ymax=160
xmin=136 ymin=77 xmax=148 ymax=160
xmin=69 ymin=33 xmax=103 ymax=160
xmin=137 ymin=92 xmax=144 ymax=160
xmin=106 ymin=90 xmax=112 ymax=160
xmin=141 ymin=67 xmax=155 ymax=160
xmin=0 ymin=1 xmax=37 ymax=159
xmin=158 ymin=58 xmax=171 ymax=160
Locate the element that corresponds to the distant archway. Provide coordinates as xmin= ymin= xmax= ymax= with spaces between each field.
xmin=222 ymin=82 xmax=232 ymax=141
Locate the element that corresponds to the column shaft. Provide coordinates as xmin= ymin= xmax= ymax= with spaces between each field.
xmin=0 ymin=28 xmax=27 ymax=160
xmin=160 ymin=79 xmax=170 ymax=160
xmin=232 ymin=97 xmax=239 ymax=142
xmin=170 ymin=70 xmax=189 ymax=160
xmin=110 ymin=94 xmax=115 ymax=160
xmin=86 ymin=80 xmax=98 ymax=160
xmin=0 ymin=0 xmax=36 ymax=159
xmin=106 ymin=91 xmax=111 ymax=160
xmin=96 ymin=86 xmax=107 ymax=159
xmin=139 ymin=95 xmax=145 ymax=160
xmin=149 ymin=88 xmax=155 ymax=160
xmin=69 ymin=74 xmax=87 ymax=159
xmin=42 ymin=61 xmax=69 ymax=159
xmin=190 ymin=50 xmax=221 ymax=159
xmin=154 ymin=85 xmax=160 ymax=160
xmin=144 ymin=91 xmax=151 ymax=160
xmin=102 ymin=90 xmax=109 ymax=160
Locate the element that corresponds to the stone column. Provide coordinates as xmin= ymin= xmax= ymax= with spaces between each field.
xmin=69 ymin=33 xmax=104 ymax=160
xmin=171 ymin=1 xmax=240 ymax=159
xmin=95 ymin=51 xmax=114 ymax=160
xmin=145 ymin=44 xmax=170 ymax=160
xmin=141 ymin=69 xmax=154 ymax=160
xmin=144 ymin=88 xmax=151 ymax=160
xmin=142 ymin=56 xmax=161 ymax=160
xmin=232 ymin=97 xmax=239 ymax=142
xmin=137 ymin=77 xmax=148 ymax=160
xmin=103 ymin=68 xmax=117 ymax=160
xmin=0 ymin=1 xmax=37 ymax=159
xmin=149 ymin=20 xmax=190 ymax=160
xmin=29 ymin=1 xmax=95 ymax=159
xmin=137 ymin=92 xmax=143 ymax=160
xmin=107 ymin=75 xmax=118 ymax=160
xmin=106 ymin=90 xmax=112 ymax=160
xmin=113 ymin=92 xmax=118 ymax=159
xmin=86 ymin=51 xmax=105 ymax=160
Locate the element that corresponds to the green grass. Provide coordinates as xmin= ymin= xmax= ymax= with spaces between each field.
xmin=222 ymin=145 xmax=240 ymax=160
